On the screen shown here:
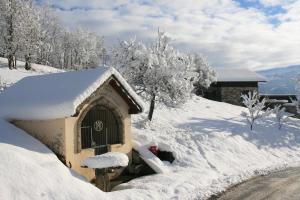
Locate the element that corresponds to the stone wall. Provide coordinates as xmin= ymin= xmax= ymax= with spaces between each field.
xmin=220 ymin=86 xmax=257 ymax=106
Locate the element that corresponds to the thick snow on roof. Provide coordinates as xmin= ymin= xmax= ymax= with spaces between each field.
xmin=214 ymin=68 xmax=267 ymax=82
xmin=0 ymin=67 xmax=144 ymax=120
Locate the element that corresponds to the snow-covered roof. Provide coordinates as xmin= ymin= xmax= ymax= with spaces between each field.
xmin=0 ymin=67 xmax=144 ymax=120
xmin=214 ymin=68 xmax=267 ymax=82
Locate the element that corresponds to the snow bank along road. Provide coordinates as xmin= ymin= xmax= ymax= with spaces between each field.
xmin=213 ymin=167 xmax=300 ymax=200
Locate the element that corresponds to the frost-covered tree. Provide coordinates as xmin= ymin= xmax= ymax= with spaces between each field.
xmin=292 ymin=77 xmax=300 ymax=114
xmin=20 ymin=0 xmax=40 ymax=70
xmin=146 ymin=32 xmax=192 ymax=120
xmin=291 ymin=96 xmax=300 ymax=115
xmin=112 ymin=31 xmax=193 ymax=121
xmin=273 ymin=105 xmax=293 ymax=130
xmin=60 ymin=28 xmax=105 ymax=70
xmin=189 ymin=53 xmax=216 ymax=95
xmin=0 ymin=1 xmax=106 ymax=70
xmin=241 ymin=91 xmax=271 ymax=130
xmin=111 ymin=38 xmax=148 ymax=90
xmin=0 ymin=0 xmax=24 ymax=69
xmin=36 ymin=5 xmax=62 ymax=67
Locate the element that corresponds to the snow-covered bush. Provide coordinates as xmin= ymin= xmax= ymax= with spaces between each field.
xmin=112 ymin=31 xmax=193 ymax=121
xmin=241 ymin=91 xmax=271 ymax=130
xmin=189 ymin=53 xmax=217 ymax=95
xmin=290 ymin=97 xmax=300 ymax=115
xmin=292 ymin=77 xmax=300 ymax=114
xmin=273 ymin=105 xmax=293 ymax=130
xmin=0 ymin=76 xmax=8 ymax=93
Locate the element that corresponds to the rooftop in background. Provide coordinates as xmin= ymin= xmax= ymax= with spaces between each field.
xmin=214 ymin=68 xmax=267 ymax=82
xmin=0 ymin=67 xmax=144 ymax=120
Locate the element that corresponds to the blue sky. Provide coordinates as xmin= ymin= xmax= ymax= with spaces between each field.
xmin=235 ymin=0 xmax=288 ymax=25
xmin=38 ymin=0 xmax=300 ymax=70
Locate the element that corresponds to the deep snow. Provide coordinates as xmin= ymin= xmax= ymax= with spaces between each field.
xmin=115 ymin=96 xmax=300 ymax=199
xmin=1 ymin=59 xmax=300 ymax=200
xmin=0 ymin=66 xmax=144 ymax=121
xmin=1 ymin=94 xmax=300 ymax=200
xmin=81 ymin=152 xmax=129 ymax=169
xmin=0 ymin=119 xmax=109 ymax=200
xmin=133 ymin=141 xmax=170 ymax=174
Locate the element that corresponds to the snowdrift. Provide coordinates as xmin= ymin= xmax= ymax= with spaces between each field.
xmin=0 ymin=119 xmax=159 ymax=200
xmin=0 ymin=119 xmax=109 ymax=200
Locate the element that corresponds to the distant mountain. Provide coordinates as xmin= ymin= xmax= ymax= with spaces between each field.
xmin=257 ymin=65 xmax=300 ymax=95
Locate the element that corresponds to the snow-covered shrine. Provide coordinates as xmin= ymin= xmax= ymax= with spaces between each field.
xmin=0 ymin=67 xmax=144 ymax=191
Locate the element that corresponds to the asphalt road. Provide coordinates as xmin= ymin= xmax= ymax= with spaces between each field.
xmin=210 ymin=167 xmax=300 ymax=200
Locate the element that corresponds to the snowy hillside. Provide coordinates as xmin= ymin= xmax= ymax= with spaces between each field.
xmin=258 ymin=65 xmax=300 ymax=95
xmin=1 ymin=64 xmax=300 ymax=199
xmin=0 ymin=57 xmax=63 ymax=86
xmin=115 ymin=96 xmax=300 ymax=199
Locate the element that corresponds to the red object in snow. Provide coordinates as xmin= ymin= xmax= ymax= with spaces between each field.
xmin=149 ymin=145 xmax=158 ymax=155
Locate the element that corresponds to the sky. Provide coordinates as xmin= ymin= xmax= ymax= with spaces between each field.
xmin=38 ymin=0 xmax=300 ymax=70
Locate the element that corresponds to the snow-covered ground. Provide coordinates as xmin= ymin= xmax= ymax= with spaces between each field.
xmin=0 ymin=57 xmax=63 ymax=86
xmin=0 ymin=119 xmax=109 ymax=200
xmin=115 ymin=96 xmax=300 ymax=199
xmin=1 ymin=59 xmax=300 ymax=199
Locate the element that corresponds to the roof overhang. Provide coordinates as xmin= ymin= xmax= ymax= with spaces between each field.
xmin=108 ymin=76 xmax=143 ymax=114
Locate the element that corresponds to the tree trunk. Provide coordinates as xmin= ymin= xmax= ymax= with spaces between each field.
xmin=13 ymin=56 xmax=17 ymax=69
xmin=148 ymin=94 xmax=156 ymax=121
xmin=25 ymin=54 xmax=32 ymax=70
xmin=8 ymin=55 xmax=14 ymax=70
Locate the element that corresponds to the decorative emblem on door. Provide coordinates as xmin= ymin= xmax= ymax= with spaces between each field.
xmin=94 ymin=120 xmax=104 ymax=131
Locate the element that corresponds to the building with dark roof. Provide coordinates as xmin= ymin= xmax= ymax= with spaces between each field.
xmin=203 ymin=68 xmax=267 ymax=106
